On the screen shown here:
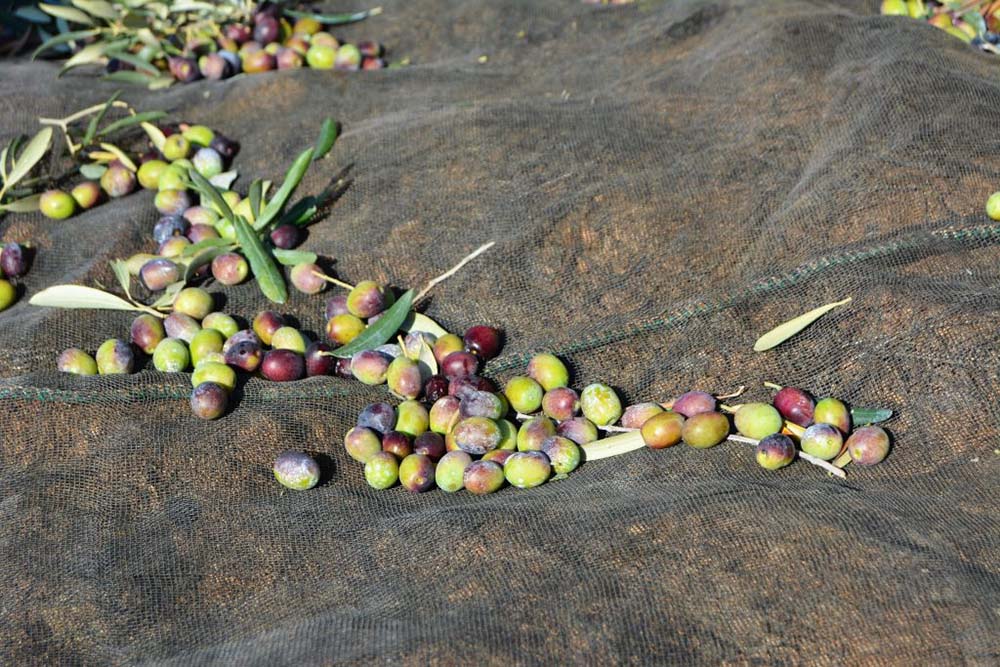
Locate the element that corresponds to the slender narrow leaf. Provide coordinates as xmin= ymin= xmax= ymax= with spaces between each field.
xmin=0 ymin=141 xmax=10 ymax=181
xmin=147 ymin=76 xmax=175 ymax=90
xmin=39 ymin=3 xmax=96 ymax=25
xmin=277 ymin=198 xmax=317 ymax=227
xmin=313 ymin=118 xmax=339 ymax=161
xmin=32 ymin=28 xmax=100 ymax=59
xmin=400 ymin=311 xmax=450 ymax=338
xmin=6 ymin=127 xmax=53 ymax=189
xmin=233 ymin=215 xmax=286 ymax=304
xmin=110 ymin=259 xmax=132 ymax=299
xmin=99 ymin=143 xmax=137 ymax=171
xmin=248 ymin=179 xmax=263 ymax=219
xmin=15 ymin=6 xmax=52 ymax=22
xmin=284 ymin=6 xmax=381 ymax=25
xmin=0 ymin=194 xmax=42 ymax=213
xmin=103 ymin=49 xmax=159 ymax=75
xmin=150 ymin=280 xmax=185 ymax=308
xmin=29 ymin=284 xmax=143 ymax=311
xmin=418 ymin=338 xmax=438 ymax=376
xmin=180 ymin=238 xmax=234 ymax=257
xmin=97 ymin=110 xmax=167 ymax=137
xmin=71 ymin=0 xmax=119 ymax=21
xmin=141 ymin=121 xmax=166 ymax=151
xmin=79 ymin=163 xmax=107 ymax=179
xmin=60 ymin=41 xmax=119 ymax=75
xmin=851 ymin=408 xmax=893 ymax=425
xmin=252 ymin=148 xmax=314 ymax=231
xmin=271 ymin=249 xmax=317 ymax=266
xmin=188 ymin=168 xmax=234 ymax=223
xmin=332 ymin=290 xmax=414 ymax=358
xmin=83 ymin=91 xmax=121 ymax=146
xmin=102 ymin=70 xmax=156 ymax=86
xmin=753 ymin=297 xmax=853 ymax=352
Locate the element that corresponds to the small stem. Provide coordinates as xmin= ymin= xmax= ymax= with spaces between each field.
xmin=727 ymin=434 xmax=846 ymax=478
xmin=580 ymin=430 xmax=645 ymax=461
xmin=763 ymin=381 xmax=783 ymax=391
xmin=414 ymin=241 xmax=495 ymax=302
xmin=311 ymin=270 xmax=354 ymax=290
xmin=716 ymin=385 xmax=746 ymax=400
xmin=719 ymin=403 xmax=741 ymax=414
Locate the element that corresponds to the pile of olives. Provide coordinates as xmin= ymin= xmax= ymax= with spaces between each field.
xmin=165 ymin=4 xmax=386 ymax=83
xmin=0 ymin=242 xmax=29 ymax=312
xmin=39 ymin=123 xmax=239 ymax=223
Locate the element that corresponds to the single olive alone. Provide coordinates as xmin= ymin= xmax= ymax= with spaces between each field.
xmin=395 ymin=400 xmax=430 ymax=438
xmin=39 ymin=189 xmax=76 ymax=220
xmin=463 ymin=460 xmax=505 ymax=494
xmin=399 ymin=454 xmax=436 ymax=492
xmin=173 ymin=287 xmax=214 ymax=320
xmin=671 ymin=391 xmax=716 ymax=417
xmin=436 ymin=451 xmax=472 ymax=492
xmin=773 ymin=386 xmax=815 ymax=427
xmin=364 ymin=452 xmax=399 ymax=490
xmin=153 ymin=337 xmax=190 ymax=372
xmin=190 ymin=382 xmax=228 ymax=420
xmin=517 ymin=415 xmax=556 ymax=451
xmin=505 ymin=376 xmax=543 ymax=414
xmin=527 ymin=353 xmax=569 ymax=391
xmin=756 ymin=434 xmax=796 ymax=470
xmin=381 ymin=431 xmax=412 ymax=459
xmin=621 ymin=402 xmax=664 ymax=430
xmin=800 ymin=423 xmax=843 ymax=460
xmin=504 ymin=451 xmax=551 ymax=489
xmin=273 ymin=450 xmax=321 ymax=490
xmin=847 ymin=425 xmax=890 ymax=465
xmin=95 ymin=339 xmax=134 ymax=375
xmin=191 ymin=361 xmax=236 ymax=391
xmin=814 ymin=397 xmax=852 ymax=434
xmin=641 ymin=411 xmax=685 ymax=449
xmin=57 ymin=348 xmax=98 ymax=375
xmin=541 ymin=436 xmax=581 ymax=475
xmin=681 ymin=411 xmax=730 ymax=448
xmin=344 ymin=426 xmax=382 ymax=463
xmin=580 ymin=383 xmax=622 ymax=426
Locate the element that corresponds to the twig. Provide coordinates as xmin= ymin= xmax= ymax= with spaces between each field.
xmin=763 ymin=381 xmax=783 ymax=391
xmin=414 ymin=241 xmax=495 ymax=302
xmin=716 ymin=385 xmax=746 ymax=400
xmin=311 ymin=271 xmax=355 ymax=290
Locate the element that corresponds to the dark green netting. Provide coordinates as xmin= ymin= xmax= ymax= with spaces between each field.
xmin=1 ymin=0 xmax=998 ymax=664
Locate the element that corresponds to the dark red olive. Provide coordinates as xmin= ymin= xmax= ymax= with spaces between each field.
xmin=261 ymin=349 xmax=305 ymax=382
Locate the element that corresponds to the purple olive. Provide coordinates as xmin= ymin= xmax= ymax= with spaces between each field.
xmin=261 ymin=349 xmax=305 ymax=382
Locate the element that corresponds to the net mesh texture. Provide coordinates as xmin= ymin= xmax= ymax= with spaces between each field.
xmin=1 ymin=0 xmax=998 ymax=664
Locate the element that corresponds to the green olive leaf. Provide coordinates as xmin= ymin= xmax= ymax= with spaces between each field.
xmin=400 ymin=311 xmax=450 ymax=338
xmin=5 ymin=127 xmax=52 ymax=190
xmin=271 ymin=249 xmax=317 ymax=266
xmin=313 ymin=118 xmax=339 ymax=161
xmin=332 ymin=289 xmax=414 ymax=358
xmin=83 ymin=91 xmax=121 ymax=146
xmin=850 ymin=407 xmax=893 ymax=425
xmin=39 ymin=3 xmax=96 ymax=25
xmin=248 ymin=179 xmax=263 ymax=219
xmin=150 ymin=280 xmax=186 ymax=308
xmin=284 ymin=6 xmax=381 ymax=25
xmin=101 ymin=70 xmax=156 ymax=87
xmin=30 ymin=284 xmax=144 ymax=312
xmin=188 ymin=167 xmax=234 ymax=223
xmin=180 ymin=238 xmax=234 ymax=257
xmin=753 ymin=297 xmax=852 ymax=352
xmin=99 ymin=143 xmax=137 ymax=171
xmin=233 ymin=215 xmax=287 ymax=304
xmin=71 ymin=0 xmax=119 ymax=21
xmin=110 ymin=259 xmax=132 ymax=299
xmin=32 ymin=28 xmax=101 ymax=59
xmin=252 ymin=147 xmax=314 ymax=231
xmin=182 ymin=245 xmax=231 ymax=282
xmin=79 ymin=162 xmax=108 ymax=179
xmin=97 ymin=110 xmax=166 ymax=137
xmin=0 ymin=194 xmax=42 ymax=212
xmin=59 ymin=41 xmax=124 ymax=76
xmin=103 ymin=50 xmax=159 ymax=75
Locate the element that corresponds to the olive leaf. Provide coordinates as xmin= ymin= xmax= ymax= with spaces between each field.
xmin=110 ymin=259 xmax=132 ymax=299
xmin=180 ymin=238 xmax=234 ymax=257
xmin=400 ymin=311 xmax=450 ymax=339
xmin=313 ymin=118 xmax=339 ymax=162
xmin=182 ymin=245 xmax=233 ymax=281
xmin=71 ymin=0 xmax=119 ymax=21
xmin=3 ymin=126 xmax=53 ymax=192
xmin=141 ymin=121 xmax=167 ymax=151
xmin=233 ymin=215 xmax=287 ymax=304
xmin=79 ymin=163 xmax=107 ymax=179
xmin=248 ymin=179 xmax=263 ymax=219
xmin=0 ymin=194 xmax=42 ymax=213
xmin=209 ymin=170 xmax=238 ymax=190
xmin=39 ymin=3 xmax=96 ymax=25
xmin=252 ymin=147 xmax=314 ymax=231
xmin=150 ymin=280 xmax=186 ymax=309
xmin=188 ymin=168 xmax=235 ymax=223
xmin=83 ymin=91 xmax=121 ymax=146
xmin=331 ymin=289 xmax=414 ymax=358
xmin=32 ymin=28 xmax=101 ymax=59
xmin=271 ymin=249 xmax=317 ymax=266
xmin=284 ymin=6 xmax=382 ymax=25
xmin=753 ymin=297 xmax=853 ymax=352
xmin=99 ymin=143 xmax=137 ymax=171
xmin=102 ymin=50 xmax=158 ymax=75
xmin=96 ymin=110 xmax=167 ymax=137
xmin=850 ymin=407 xmax=893 ymax=425
xmin=30 ymin=284 xmax=149 ymax=313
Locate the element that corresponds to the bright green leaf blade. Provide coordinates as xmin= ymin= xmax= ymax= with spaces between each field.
xmin=110 ymin=259 xmax=132 ymax=299
xmin=400 ymin=311 xmax=450 ymax=338
xmin=71 ymin=0 xmax=119 ymax=21
xmin=15 ymin=6 xmax=51 ymax=22
xmin=180 ymin=238 xmax=234 ymax=257
xmin=332 ymin=290 xmax=414 ymax=358
xmin=284 ymin=6 xmax=381 ymax=25
xmin=248 ymin=179 xmax=263 ymax=219
xmin=103 ymin=50 xmax=159 ymax=75
xmin=29 ymin=284 xmax=141 ymax=311
xmin=32 ymin=28 xmax=100 ymax=59
xmin=313 ymin=118 xmax=339 ymax=161
xmin=99 ymin=143 xmax=137 ymax=171
xmin=253 ymin=148 xmax=314 ymax=231
xmin=277 ymin=198 xmax=317 ymax=227
xmin=850 ymin=408 xmax=893 ymax=425
xmin=150 ymin=280 xmax=185 ymax=308
xmin=39 ymin=3 xmax=96 ymax=25
xmin=6 ymin=127 xmax=53 ymax=189
xmin=271 ymin=249 xmax=317 ymax=266
xmin=188 ymin=168 xmax=235 ymax=223
xmin=0 ymin=194 xmax=43 ymax=213
xmin=60 ymin=41 xmax=118 ymax=75
xmin=97 ymin=110 xmax=167 ymax=137
xmin=79 ymin=163 xmax=107 ymax=179
xmin=83 ymin=91 xmax=121 ymax=146
xmin=234 ymin=216 xmax=287 ymax=304
xmin=102 ymin=70 xmax=156 ymax=87
xmin=753 ymin=297 xmax=853 ymax=352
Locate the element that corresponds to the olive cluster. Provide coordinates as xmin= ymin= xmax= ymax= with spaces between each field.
xmin=0 ymin=242 xmax=29 ymax=312
xmin=38 ymin=123 xmax=239 ymax=224
xmin=636 ymin=387 xmax=890 ymax=469
xmin=168 ymin=6 xmax=386 ymax=83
